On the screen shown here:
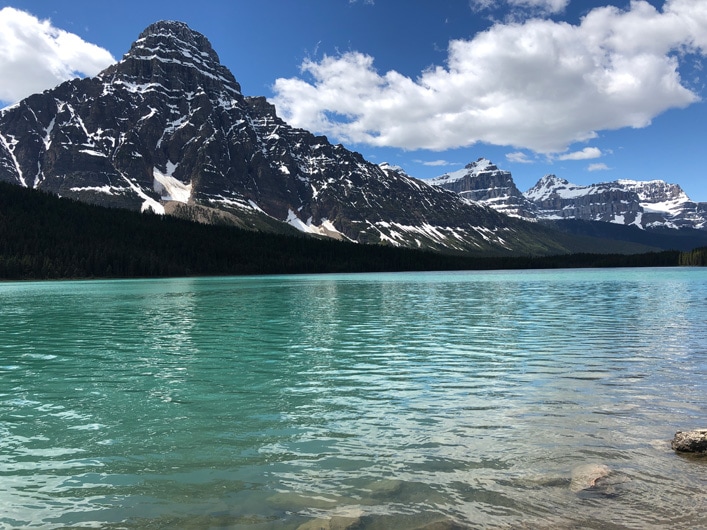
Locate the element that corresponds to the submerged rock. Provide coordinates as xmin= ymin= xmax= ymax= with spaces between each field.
xmin=296 ymin=515 xmax=362 ymax=530
xmin=409 ymin=519 xmax=467 ymax=530
xmin=365 ymin=478 xmax=404 ymax=498
xmin=672 ymin=429 xmax=707 ymax=453
xmin=296 ymin=507 xmax=364 ymax=530
xmin=569 ymin=464 xmax=612 ymax=493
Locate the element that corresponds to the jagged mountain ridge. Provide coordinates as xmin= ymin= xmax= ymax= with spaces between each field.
xmin=432 ymin=158 xmax=707 ymax=231
xmin=0 ymin=21 xmax=576 ymax=255
xmin=524 ymin=174 xmax=707 ymax=229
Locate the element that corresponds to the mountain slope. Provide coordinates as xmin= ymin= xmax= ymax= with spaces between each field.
xmin=0 ymin=20 xmax=577 ymax=256
xmin=0 ymin=182 xmax=685 ymax=280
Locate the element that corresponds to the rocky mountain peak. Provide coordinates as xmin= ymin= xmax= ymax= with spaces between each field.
xmin=378 ymin=162 xmax=408 ymax=177
xmin=617 ymin=179 xmax=688 ymax=203
xmin=139 ymin=20 xmax=203 ymax=40
xmin=524 ymin=174 xmax=569 ymax=201
xmin=135 ymin=20 xmax=221 ymax=64
xmin=429 ymin=159 xmax=537 ymax=219
xmin=536 ymin=174 xmax=568 ymax=188
xmin=429 ymin=158 xmax=504 ymax=187
xmin=100 ymin=20 xmax=241 ymax=95
xmin=465 ymin=157 xmax=498 ymax=172
xmin=539 ymin=174 xmax=565 ymax=184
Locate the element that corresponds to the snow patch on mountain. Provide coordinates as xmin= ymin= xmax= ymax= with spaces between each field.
xmin=153 ymin=163 xmax=191 ymax=203
xmin=285 ymin=210 xmax=348 ymax=240
xmin=0 ymin=131 xmax=25 ymax=186
xmin=69 ymin=185 xmax=124 ymax=195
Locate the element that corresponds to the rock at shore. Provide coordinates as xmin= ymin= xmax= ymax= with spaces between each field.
xmin=672 ymin=429 xmax=707 ymax=453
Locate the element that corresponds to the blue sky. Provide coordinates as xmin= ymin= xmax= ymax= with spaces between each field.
xmin=1 ymin=0 xmax=707 ymax=200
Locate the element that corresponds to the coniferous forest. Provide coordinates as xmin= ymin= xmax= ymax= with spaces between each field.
xmin=0 ymin=182 xmax=700 ymax=280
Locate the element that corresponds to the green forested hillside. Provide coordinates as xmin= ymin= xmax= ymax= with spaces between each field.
xmin=0 ymin=183 xmax=692 ymax=280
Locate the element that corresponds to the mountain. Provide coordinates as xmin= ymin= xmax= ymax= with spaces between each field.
xmin=0 ymin=20 xmax=581 ymax=257
xmin=428 ymin=158 xmax=538 ymax=219
xmin=524 ymin=174 xmax=642 ymax=225
xmin=431 ymin=160 xmax=707 ymax=233
xmin=525 ymin=175 xmax=707 ymax=230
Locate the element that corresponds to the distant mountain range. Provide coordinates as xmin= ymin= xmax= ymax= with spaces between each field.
xmin=430 ymin=158 xmax=707 ymax=231
xmin=1 ymin=21 xmax=705 ymax=257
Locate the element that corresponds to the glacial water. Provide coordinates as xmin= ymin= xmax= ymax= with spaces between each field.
xmin=0 ymin=268 xmax=705 ymax=529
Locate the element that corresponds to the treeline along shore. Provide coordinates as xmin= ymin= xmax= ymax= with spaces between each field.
xmin=1 ymin=182 xmax=705 ymax=280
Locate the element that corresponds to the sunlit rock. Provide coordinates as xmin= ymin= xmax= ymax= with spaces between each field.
xmin=672 ymin=429 xmax=707 ymax=454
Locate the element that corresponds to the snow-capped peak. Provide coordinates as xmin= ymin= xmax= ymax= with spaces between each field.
xmin=101 ymin=19 xmax=242 ymax=96
xmin=523 ymin=174 xmax=574 ymax=201
xmin=616 ymin=179 xmax=689 ymax=203
xmin=379 ymin=162 xmax=406 ymax=174
xmin=428 ymin=158 xmax=537 ymax=219
xmin=465 ymin=157 xmax=496 ymax=172
xmin=429 ymin=157 xmax=504 ymax=186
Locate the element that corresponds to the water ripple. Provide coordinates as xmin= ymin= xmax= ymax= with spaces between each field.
xmin=0 ymin=269 xmax=705 ymax=528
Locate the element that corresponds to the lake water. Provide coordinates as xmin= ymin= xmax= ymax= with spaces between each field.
xmin=1 ymin=268 xmax=706 ymax=529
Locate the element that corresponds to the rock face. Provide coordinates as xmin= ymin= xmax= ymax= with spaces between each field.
xmin=672 ymin=429 xmax=707 ymax=453
xmin=524 ymin=175 xmax=707 ymax=230
xmin=0 ymin=21 xmax=573 ymax=256
xmin=430 ymin=161 xmax=707 ymax=231
xmin=429 ymin=158 xmax=537 ymax=219
xmin=620 ymin=179 xmax=707 ymax=230
xmin=525 ymin=175 xmax=643 ymax=225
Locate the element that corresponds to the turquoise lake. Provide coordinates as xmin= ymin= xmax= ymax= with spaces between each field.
xmin=1 ymin=268 xmax=706 ymax=529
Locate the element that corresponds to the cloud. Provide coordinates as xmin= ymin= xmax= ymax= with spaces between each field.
xmin=469 ymin=0 xmax=569 ymax=15
xmin=0 ymin=7 xmax=115 ymax=105
xmin=557 ymin=147 xmax=602 ymax=160
xmin=415 ymin=159 xmax=456 ymax=166
xmin=272 ymin=0 xmax=705 ymax=154
xmin=506 ymin=151 xmax=534 ymax=163
xmin=588 ymin=163 xmax=611 ymax=171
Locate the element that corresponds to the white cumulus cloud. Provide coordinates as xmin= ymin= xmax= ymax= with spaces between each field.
xmin=588 ymin=163 xmax=611 ymax=171
xmin=557 ymin=147 xmax=602 ymax=160
xmin=506 ymin=151 xmax=534 ymax=163
xmin=416 ymin=159 xmax=455 ymax=167
xmin=0 ymin=7 xmax=115 ymax=105
xmin=272 ymin=0 xmax=705 ymax=154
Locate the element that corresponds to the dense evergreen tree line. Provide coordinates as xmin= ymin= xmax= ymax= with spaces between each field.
xmin=678 ymin=247 xmax=707 ymax=266
xmin=549 ymin=219 xmax=707 ymax=252
xmin=0 ymin=182 xmax=700 ymax=280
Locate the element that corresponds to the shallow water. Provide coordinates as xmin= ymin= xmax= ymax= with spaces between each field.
xmin=1 ymin=268 xmax=706 ymax=529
